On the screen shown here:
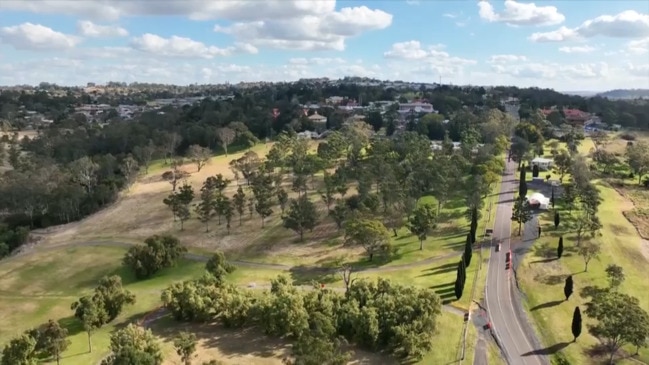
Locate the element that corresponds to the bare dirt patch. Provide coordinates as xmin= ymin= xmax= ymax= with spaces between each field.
xmin=154 ymin=320 xmax=396 ymax=365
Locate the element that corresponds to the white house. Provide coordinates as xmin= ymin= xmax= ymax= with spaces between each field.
xmin=531 ymin=157 xmax=553 ymax=170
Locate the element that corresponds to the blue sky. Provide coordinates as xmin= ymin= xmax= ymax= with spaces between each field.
xmin=0 ymin=0 xmax=647 ymax=91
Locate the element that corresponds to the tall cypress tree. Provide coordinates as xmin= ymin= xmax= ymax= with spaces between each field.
xmin=554 ymin=211 xmax=560 ymax=229
xmin=564 ymin=275 xmax=573 ymax=300
xmin=519 ymin=164 xmax=527 ymax=197
xmin=464 ymin=234 xmax=473 ymax=267
xmin=557 ymin=236 xmax=564 ymax=259
xmin=571 ymin=306 xmax=582 ymax=342
xmin=470 ymin=207 xmax=478 ymax=244
xmin=454 ymin=257 xmax=466 ymax=299
xmin=550 ymin=187 xmax=555 ymax=208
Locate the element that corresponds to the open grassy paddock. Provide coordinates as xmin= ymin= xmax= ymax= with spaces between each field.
xmin=515 ymin=134 xmax=649 ymax=364
xmin=0 ymin=243 xmax=474 ymax=364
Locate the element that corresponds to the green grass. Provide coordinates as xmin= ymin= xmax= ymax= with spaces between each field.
xmin=0 ymin=243 xmax=471 ymax=364
xmin=518 ymin=179 xmax=649 ymax=364
xmin=0 ymin=245 xmax=273 ymax=364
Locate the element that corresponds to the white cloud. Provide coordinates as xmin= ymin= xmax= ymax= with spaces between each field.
xmin=628 ymin=37 xmax=649 ymax=54
xmin=384 ymin=41 xmax=476 ymax=78
xmin=492 ymin=61 xmax=609 ymax=80
xmin=77 ymin=20 xmax=128 ymax=37
xmin=558 ymin=45 xmax=596 ymax=53
xmin=477 ymin=0 xmax=564 ymax=26
xmin=0 ymin=0 xmax=338 ymax=22
xmin=130 ymin=33 xmax=257 ymax=58
xmin=214 ymin=5 xmax=392 ymax=51
xmin=487 ymin=54 xmax=528 ymax=64
xmin=288 ymin=57 xmax=346 ymax=65
xmin=530 ymin=10 xmax=649 ymax=42
xmin=628 ymin=63 xmax=649 ymax=78
xmin=443 ymin=13 xmax=457 ymax=19
xmin=0 ymin=1 xmax=392 ymax=52
xmin=0 ymin=22 xmax=80 ymax=50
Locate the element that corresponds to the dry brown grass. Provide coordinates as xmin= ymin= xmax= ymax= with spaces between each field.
xmin=34 ymin=142 xmax=368 ymax=265
xmin=153 ymin=320 xmax=397 ymax=365
xmin=601 ymin=131 xmax=649 ymax=156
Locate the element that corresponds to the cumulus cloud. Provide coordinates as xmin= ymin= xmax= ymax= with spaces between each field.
xmin=627 ymin=37 xmax=649 ymax=54
xmin=491 ymin=61 xmax=609 ymax=80
xmin=477 ymin=0 xmax=564 ymax=26
xmin=0 ymin=22 xmax=80 ymax=50
xmin=487 ymin=54 xmax=528 ymax=63
xmin=214 ymin=5 xmax=392 ymax=51
xmin=0 ymin=1 xmax=392 ymax=52
xmin=384 ymin=41 xmax=476 ymax=78
xmin=77 ymin=20 xmax=128 ymax=37
xmin=530 ymin=10 xmax=649 ymax=42
xmin=558 ymin=45 xmax=596 ymax=53
xmin=130 ymin=33 xmax=257 ymax=58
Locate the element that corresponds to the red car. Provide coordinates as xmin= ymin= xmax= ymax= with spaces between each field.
xmin=505 ymin=251 xmax=511 ymax=262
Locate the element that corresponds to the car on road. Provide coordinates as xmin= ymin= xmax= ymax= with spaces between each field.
xmin=496 ymin=243 xmax=501 ymax=252
xmin=505 ymin=251 xmax=511 ymax=262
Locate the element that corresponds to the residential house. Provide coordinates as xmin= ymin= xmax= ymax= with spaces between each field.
xmin=308 ymin=112 xmax=328 ymax=131
xmin=563 ymin=108 xmax=590 ymax=127
xmin=531 ymin=157 xmax=553 ymax=170
xmin=398 ymin=101 xmax=435 ymax=115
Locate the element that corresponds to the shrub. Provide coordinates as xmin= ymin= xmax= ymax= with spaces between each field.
xmin=620 ymin=132 xmax=636 ymax=141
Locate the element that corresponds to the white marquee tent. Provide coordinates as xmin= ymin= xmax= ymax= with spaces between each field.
xmin=527 ymin=192 xmax=550 ymax=210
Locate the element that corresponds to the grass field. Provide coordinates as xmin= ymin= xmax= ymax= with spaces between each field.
xmin=0 ymin=244 xmax=473 ymax=364
xmin=516 ymin=136 xmax=649 ymax=364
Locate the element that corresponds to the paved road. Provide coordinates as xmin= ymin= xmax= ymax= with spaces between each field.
xmin=484 ymin=159 xmax=548 ymax=365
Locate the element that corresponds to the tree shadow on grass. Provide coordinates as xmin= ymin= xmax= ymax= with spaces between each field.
xmin=534 ymin=273 xmax=567 ymax=286
xmin=522 ymin=341 xmax=570 ymax=356
xmin=530 ymin=299 xmax=564 ymax=311
xmin=289 ymin=265 xmax=338 ymax=286
xmin=416 ymin=262 xmax=457 ymax=277
xmin=58 ymin=315 xmax=84 ymax=337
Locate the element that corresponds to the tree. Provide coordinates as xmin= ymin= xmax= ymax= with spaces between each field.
xmin=626 ymin=142 xmax=649 ymax=184
xmin=519 ymin=164 xmax=527 ymax=197
xmin=344 ymin=219 xmax=391 ymax=261
xmin=1 ymin=334 xmax=36 ymax=365
xmin=592 ymin=149 xmax=618 ymax=175
xmin=188 ymin=144 xmax=211 ymax=172
xmin=251 ymin=172 xmax=274 ymax=227
xmin=407 ymin=204 xmax=437 ymax=251
xmin=222 ymin=198 xmax=234 ymax=233
xmin=101 ymin=324 xmax=163 ymax=365
xmin=550 ymin=187 xmax=555 ymax=208
xmin=511 ymin=196 xmax=532 ymax=236
xmin=123 ymin=235 xmax=187 ymax=279
xmin=554 ymin=150 xmax=572 ymax=182
xmin=572 ymin=212 xmax=601 ymax=248
xmin=173 ymin=332 xmax=197 ymax=365
xmin=578 ymin=241 xmax=601 ymax=272
xmin=195 ymin=179 xmax=216 ymax=232
xmin=330 ymin=202 xmax=348 ymax=230
xmin=70 ymin=296 xmax=107 ymax=353
xmin=463 ymin=234 xmax=473 ymax=268
xmin=205 ymin=251 xmax=236 ymax=283
xmin=605 ymin=264 xmax=625 ymax=290
xmin=163 ymin=183 xmax=194 ymax=230
xmin=554 ymin=211 xmax=560 ymax=229
xmin=557 ymin=236 xmax=564 ymax=259
xmin=510 ymin=137 xmax=530 ymax=168
xmin=454 ymin=258 xmax=466 ymax=300
xmin=277 ymin=188 xmax=288 ymax=214
xmin=232 ymin=186 xmax=246 ymax=226
xmin=91 ymin=275 xmax=136 ymax=321
xmin=564 ymin=275 xmax=573 ymax=300
xmin=319 ymin=171 xmax=337 ymax=212
xmin=40 ymin=319 xmax=70 ymax=365
xmin=120 ymin=155 xmax=140 ymax=186
xmin=133 ymin=140 xmax=156 ymax=174
xmin=585 ymin=291 xmax=649 ymax=364
xmin=216 ymin=127 xmax=236 ymax=156
xmin=282 ymin=195 xmax=319 ymax=241
xmin=571 ymin=306 xmax=582 ymax=342
xmin=532 ymin=164 xmax=539 ymax=178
